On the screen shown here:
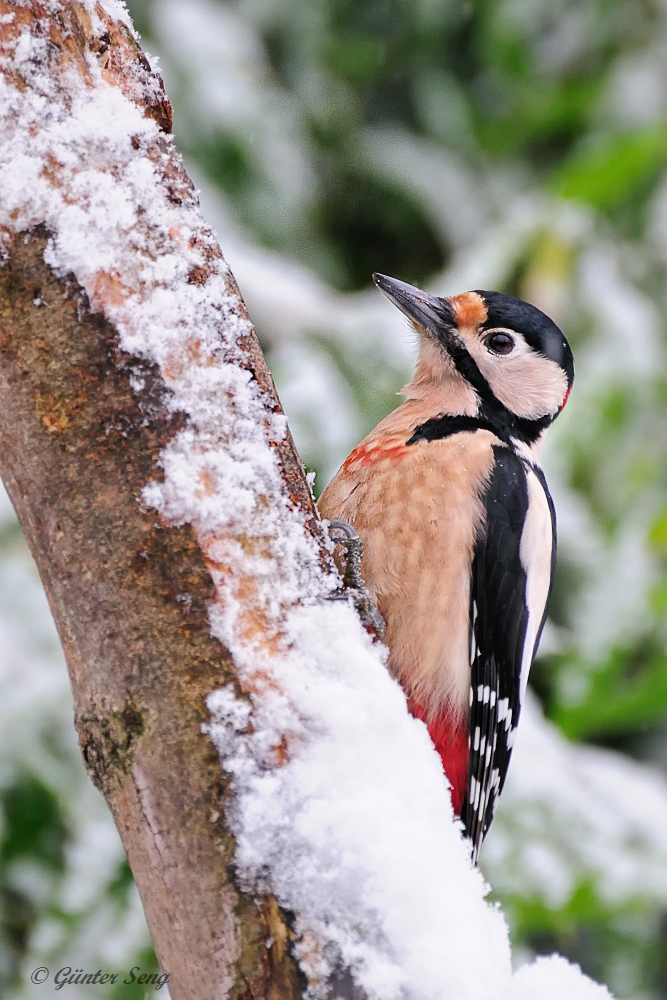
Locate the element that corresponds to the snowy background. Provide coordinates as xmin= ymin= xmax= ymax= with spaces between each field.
xmin=2 ymin=0 xmax=667 ymax=997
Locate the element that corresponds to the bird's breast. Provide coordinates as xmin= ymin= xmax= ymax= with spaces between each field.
xmin=319 ymin=430 xmax=499 ymax=722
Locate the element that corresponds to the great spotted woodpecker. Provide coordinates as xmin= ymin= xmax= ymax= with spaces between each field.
xmin=318 ymin=274 xmax=574 ymax=861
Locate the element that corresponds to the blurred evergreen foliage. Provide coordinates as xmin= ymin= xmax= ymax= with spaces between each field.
xmin=2 ymin=0 xmax=667 ymax=996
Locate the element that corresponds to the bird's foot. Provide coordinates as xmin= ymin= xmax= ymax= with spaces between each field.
xmin=326 ymin=519 xmax=386 ymax=638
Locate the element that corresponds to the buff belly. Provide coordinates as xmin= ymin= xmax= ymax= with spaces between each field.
xmin=319 ymin=430 xmax=498 ymax=812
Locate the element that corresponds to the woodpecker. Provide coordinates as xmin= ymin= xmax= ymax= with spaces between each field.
xmin=318 ymin=274 xmax=573 ymax=861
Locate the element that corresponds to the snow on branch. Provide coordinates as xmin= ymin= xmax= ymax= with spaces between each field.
xmin=0 ymin=1 xmax=612 ymax=997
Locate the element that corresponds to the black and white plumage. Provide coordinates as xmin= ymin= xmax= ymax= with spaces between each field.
xmin=318 ymin=275 xmax=573 ymax=862
xmin=464 ymin=448 xmax=556 ymax=858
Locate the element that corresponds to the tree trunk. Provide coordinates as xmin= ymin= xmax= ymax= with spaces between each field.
xmin=0 ymin=3 xmax=322 ymax=996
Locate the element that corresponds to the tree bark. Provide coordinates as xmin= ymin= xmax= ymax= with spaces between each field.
xmin=0 ymin=3 xmax=322 ymax=997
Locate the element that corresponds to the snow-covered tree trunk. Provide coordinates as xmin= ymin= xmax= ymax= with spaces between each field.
xmin=0 ymin=2 xmax=315 ymax=996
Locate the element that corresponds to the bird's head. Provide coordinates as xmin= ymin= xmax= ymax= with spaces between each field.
xmin=373 ymin=273 xmax=574 ymax=439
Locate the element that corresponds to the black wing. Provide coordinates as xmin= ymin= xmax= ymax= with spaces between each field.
xmin=462 ymin=446 xmax=555 ymax=862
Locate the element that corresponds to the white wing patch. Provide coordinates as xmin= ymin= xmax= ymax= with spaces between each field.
xmin=464 ymin=448 xmax=556 ymax=864
xmin=518 ymin=469 xmax=554 ymax=704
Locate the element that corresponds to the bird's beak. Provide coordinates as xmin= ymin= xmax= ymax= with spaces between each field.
xmin=372 ymin=273 xmax=454 ymax=336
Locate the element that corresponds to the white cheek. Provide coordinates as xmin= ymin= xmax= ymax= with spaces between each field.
xmin=470 ymin=341 xmax=568 ymax=419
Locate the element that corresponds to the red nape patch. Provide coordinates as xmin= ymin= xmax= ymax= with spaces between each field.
xmin=342 ymin=439 xmax=410 ymax=472
xmin=408 ymin=699 xmax=468 ymax=816
xmin=560 ymin=384 xmax=572 ymax=412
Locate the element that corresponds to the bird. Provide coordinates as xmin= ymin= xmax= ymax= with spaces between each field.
xmin=318 ymin=273 xmax=574 ymax=862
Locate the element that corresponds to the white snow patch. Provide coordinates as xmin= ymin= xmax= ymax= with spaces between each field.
xmin=206 ymin=604 xmax=513 ymax=998
xmin=0 ymin=5 xmax=614 ymax=997
xmin=512 ymin=955 xmax=611 ymax=1000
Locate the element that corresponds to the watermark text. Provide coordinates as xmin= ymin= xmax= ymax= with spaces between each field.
xmin=30 ymin=966 xmax=170 ymax=991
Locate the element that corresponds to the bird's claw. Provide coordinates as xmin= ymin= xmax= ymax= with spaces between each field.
xmin=326 ymin=519 xmax=386 ymax=637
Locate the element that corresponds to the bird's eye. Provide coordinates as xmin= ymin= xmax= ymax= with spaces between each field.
xmin=485 ymin=332 xmax=514 ymax=355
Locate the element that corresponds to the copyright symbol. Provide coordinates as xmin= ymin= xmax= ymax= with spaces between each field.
xmin=31 ymin=968 xmax=49 ymax=984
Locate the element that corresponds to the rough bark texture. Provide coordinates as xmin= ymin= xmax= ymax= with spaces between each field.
xmin=0 ymin=4 xmax=322 ymax=997
xmin=0 ymin=226 xmax=308 ymax=1000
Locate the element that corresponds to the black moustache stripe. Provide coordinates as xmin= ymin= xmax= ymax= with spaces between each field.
xmin=411 ymin=332 xmax=554 ymax=446
xmin=407 ymin=407 xmax=553 ymax=448
xmin=439 ymin=333 xmax=491 ymax=400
